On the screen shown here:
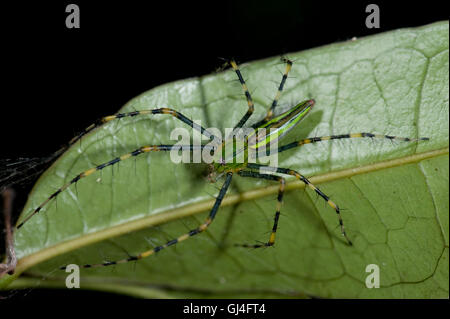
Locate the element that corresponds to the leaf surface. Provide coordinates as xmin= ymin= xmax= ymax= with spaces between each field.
xmin=2 ymin=21 xmax=449 ymax=298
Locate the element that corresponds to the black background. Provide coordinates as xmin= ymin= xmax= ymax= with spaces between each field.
xmin=0 ymin=0 xmax=448 ymax=301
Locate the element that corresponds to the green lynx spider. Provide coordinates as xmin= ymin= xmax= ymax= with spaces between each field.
xmin=16 ymin=58 xmax=428 ymax=269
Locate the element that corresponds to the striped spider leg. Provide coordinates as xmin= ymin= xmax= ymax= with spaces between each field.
xmin=16 ymin=109 xmax=220 ymax=229
xmin=60 ymin=58 xmax=298 ymax=268
xmin=238 ymin=124 xmax=429 ymax=248
xmin=236 ymin=170 xmax=285 ymax=248
xmin=61 ymin=173 xmax=233 ymax=269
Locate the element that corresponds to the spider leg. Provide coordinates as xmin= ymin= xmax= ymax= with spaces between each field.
xmin=236 ymin=170 xmax=285 ymax=248
xmin=17 ymin=144 xmax=214 ymax=229
xmin=252 ymin=57 xmax=293 ymax=128
xmin=67 ymin=107 xmax=220 ymax=149
xmin=247 ymin=163 xmax=352 ymax=245
xmin=60 ymin=172 xmax=233 ymax=269
xmin=276 ymin=132 xmax=429 ymax=154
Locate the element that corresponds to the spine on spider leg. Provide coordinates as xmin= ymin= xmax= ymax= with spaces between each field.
xmin=60 ymin=173 xmax=234 ymax=270
xmin=32 ymin=108 xmax=218 ymax=174
xmin=278 ymin=167 xmax=352 ymax=246
xmin=16 ymin=144 xmax=213 ymax=229
xmin=229 ymin=60 xmax=255 ymax=129
xmin=65 ymin=108 xmax=218 ymax=149
xmin=250 ymin=57 xmax=294 ymax=129
xmin=266 ymin=58 xmax=293 ymax=119
xmin=235 ymin=170 xmax=285 ymax=248
xmin=277 ymin=132 xmax=430 ymax=153
xmin=4 ymin=106 xmax=221 ymax=194
xmin=3 ymin=112 xmax=145 ymax=194
xmin=247 ymin=163 xmax=353 ymax=246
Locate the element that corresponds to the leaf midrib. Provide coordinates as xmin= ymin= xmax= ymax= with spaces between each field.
xmin=5 ymin=147 xmax=446 ymax=282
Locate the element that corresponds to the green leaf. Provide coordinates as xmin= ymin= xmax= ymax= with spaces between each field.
xmin=2 ymin=21 xmax=448 ymax=298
